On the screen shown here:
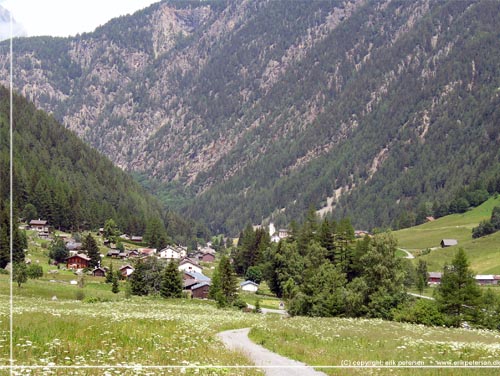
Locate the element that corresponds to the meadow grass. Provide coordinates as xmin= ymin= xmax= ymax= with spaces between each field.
xmin=248 ymin=315 xmax=500 ymax=375
xmin=2 ymin=274 xmax=500 ymax=375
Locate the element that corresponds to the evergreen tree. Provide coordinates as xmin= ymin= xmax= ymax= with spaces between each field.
xmin=83 ymin=233 xmax=100 ymax=269
xmin=22 ymin=203 xmax=37 ymax=223
xmin=129 ymin=259 xmax=148 ymax=296
xmin=359 ymin=233 xmax=406 ymax=319
xmin=144 ymin=218 xmax=169 ymax=249
xmin=103 ymin=218 xmax=120 ymax=243
xmin=105 ymin=263 xmax=114 ymax=283
xmin=212 ymin=255 xmax=238 ymax=306
xmin=160 ymin=260 xmax=183 ymax=298
xmin=49 ymin=237 xmax=69 ymax=264
xmin=111 ymin=270 xmax=120 ymax=294
xmin=435 ymin=248 xmax=482 ymax=326
xmin=416 ymin=260 xmax=428 ymax=294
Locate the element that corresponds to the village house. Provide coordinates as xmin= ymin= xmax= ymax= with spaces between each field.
xmin=158 ymin=245 xmax=187 ymax=260
xmin=240 ymin=280 xmax=259 ymax=293
xmin=138 ymin=248 xmax=157 ymax=257
xmin=183 ymin=271 xmax=211 ymax=299
xmin=178 ymin=258 xmax=202 ymax=274
xmin=198 ymin=252 xmax=215 ymax=263
xmin=66 ymin=253 xmax=90 ymax=270
xmin=131 ymin=236 xmax=143 ymax=243
xmin=29 ymin=219 xmax=49 ymax=232
xmin=427 ymin=272 xmax=442 ymax=284
xmin=107 ymin=250 xmax=120 ymax=258
xmin=119 ymin=264 xmax=134 ymax=278
xmin=65 ymin=241 xmax=83 ymax=252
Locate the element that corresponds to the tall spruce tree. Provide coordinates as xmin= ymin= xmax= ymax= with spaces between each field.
xmin=212 ymin=255 xmax=238 ymax=306
xmin=160 ymin=261 xmax=183 ymax=298
xmin=416 ymin=259 xmax=428 ymax=294
xmin=435 ymin=248 xmax=482 ymax=326
xmin=83 ymin=233 xmax=100 ymax=269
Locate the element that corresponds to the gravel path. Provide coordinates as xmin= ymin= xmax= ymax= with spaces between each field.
xmin=217 ymin=328 xmax=327 ymax=376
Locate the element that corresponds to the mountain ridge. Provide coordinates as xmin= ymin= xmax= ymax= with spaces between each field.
xmin=2 ymin=0 xmax=500 ymax=234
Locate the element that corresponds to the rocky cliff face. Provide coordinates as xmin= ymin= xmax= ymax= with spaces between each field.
xmin=2 ymin=0 xmax=500 ymax=233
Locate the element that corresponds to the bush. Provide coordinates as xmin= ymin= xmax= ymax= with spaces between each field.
xmin=393 ymin=299 xmax=447 ymax=326
xmin=27 ymin=264 xmax=43 ymax=279
xmin=75 ymin=290 xmax=85 ymax=301
xmin=233 ymin=297 xmax=247 ymax=310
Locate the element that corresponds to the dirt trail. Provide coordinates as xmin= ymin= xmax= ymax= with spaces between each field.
xmin=217 ymin=328 xmax=327 ymax=376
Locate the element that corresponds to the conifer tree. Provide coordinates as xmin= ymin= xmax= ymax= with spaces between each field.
xmin=160 ymin=261 xmax=183 ymax=298
xmin=435 ymin=248 xmax=482 ymax=326
xmin=111 ymin=270 xmax=120 ymax=294
xmin=416 ymin=260 xmax=428 ymax=294
xmin=83 ymin=233 xmax=100 ymax=269
xmin=211 ymin=255 xmax=238 ymax=306
xmin=129 ymin=259 xmax=148 ymax=296
xmin=105 ymin=263 xmax=114 ymax=284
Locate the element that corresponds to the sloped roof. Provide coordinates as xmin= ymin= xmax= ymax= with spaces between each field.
xmin=67 ymin=253 xmax=90 ymax=261
xmin=441 ymin=239 xmax=458 ymax=246
xmin=428 ymin=272 xmax=442 ymax=279
xmin=192 ymin=282 xmax=210 ymax=290
xmin=240 ymin=280 xmax=259 ymax=287
xmin=184 ymin=271 xmax=210 ymax=282
xmin=30 ymin=219 xmax=47 ymax=225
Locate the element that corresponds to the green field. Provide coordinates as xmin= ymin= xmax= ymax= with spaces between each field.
xmin=2 ymin=274 xmax=500 ymax=375
xmin=394 ymin=197 xmax=500 ymax=274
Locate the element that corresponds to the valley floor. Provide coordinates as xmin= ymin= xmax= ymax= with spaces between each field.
xmin=1 ymin=276 xmax=500 ymax=375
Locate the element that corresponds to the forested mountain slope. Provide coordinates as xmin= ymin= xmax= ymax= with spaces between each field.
xmin=0 ymin=86 xmax=163 ymax=233
xmin=2 ymin=0 xmax=500 ymax=234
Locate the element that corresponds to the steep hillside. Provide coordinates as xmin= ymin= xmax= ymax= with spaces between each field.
xmin=2 ymin=0 xmax=500 ymax=234
xmin=0 ymin=86 xmax=163 ymax=233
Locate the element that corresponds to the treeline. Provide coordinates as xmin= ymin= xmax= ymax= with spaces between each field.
xmin=232 ymin=209 xmax=500 ymax=329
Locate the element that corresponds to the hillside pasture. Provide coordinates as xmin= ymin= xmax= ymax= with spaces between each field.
xmin=394 ymin=197 xmax=500 ymax=273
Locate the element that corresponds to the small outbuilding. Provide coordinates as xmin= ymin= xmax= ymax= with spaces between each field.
xmin=191 ymin=282 xmax=211 ymax=299
xmin=240 ymin=280 xmax=259 ymax=293
xmin=92 ymin=267 xmax=106 ymax=277
xmin=440 ymin=239 xmax=458 ymax=248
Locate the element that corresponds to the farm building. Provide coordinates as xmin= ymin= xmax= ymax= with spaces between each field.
xmin=92 ymin=267 xmax=106 ymax=277
xmin=440 ymin=239 xmax=458 ymax=248
xmin=191 ymin=282 xmax=211 ymax=299
xmin=475 ymin=275 xmax=500 ymax=285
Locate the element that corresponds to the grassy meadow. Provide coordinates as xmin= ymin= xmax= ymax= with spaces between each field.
xmin=2 ymin=273 xmax=500 ymax=375
xmin=249 ymin=316 xmax=500 ymax=375
xmin=394 ymin=196 xmax=500 ymax=273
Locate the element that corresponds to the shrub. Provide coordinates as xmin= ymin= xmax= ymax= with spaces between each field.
xmin=27 ymin=264 xmax=43 ymax=279
xmin=75 ymin=290 xmax=85 ymax=301
xmin=393 ymin=299 xmax=447 ymax=326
